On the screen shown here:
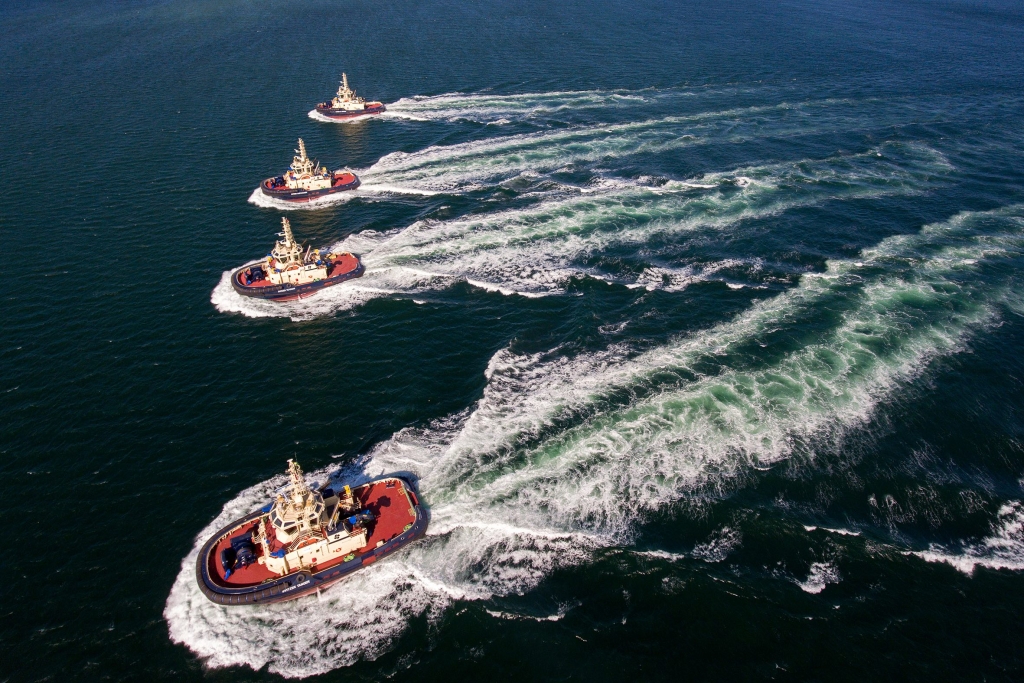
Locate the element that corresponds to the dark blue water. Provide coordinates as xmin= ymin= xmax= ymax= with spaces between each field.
xmin=4 ymin=0 xmax=1024 ymax=680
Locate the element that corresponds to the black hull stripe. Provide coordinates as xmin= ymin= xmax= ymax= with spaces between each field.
xmin=231 ymin=263 xmax=365 ymax=301
xmin=315 ymin=104 xmax=386 ymax=118
xmin=261 ymin=176 xmax=360 ymax=201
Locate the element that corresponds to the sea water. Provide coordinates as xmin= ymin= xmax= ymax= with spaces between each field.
xmin=3 ymin=0 xmax=1024 ymax=680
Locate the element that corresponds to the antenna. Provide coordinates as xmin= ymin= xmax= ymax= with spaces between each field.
xmin=337 ymin=73 xmax=355 ymax=101
xmin=281 ymin=217 xmax=295 ymax=246
xmin=286 ymin=458 xmax=312 ymax=502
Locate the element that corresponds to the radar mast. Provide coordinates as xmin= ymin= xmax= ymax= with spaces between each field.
xmin=290 ymin=138 xmax=318 ymax=176
xmin=267 ymin=458 xmax=326 ymax=545
xmin=271 ymin=217 xmax=304 ymax=268
xmin=337 ymin=73 xmax=354 ymax=100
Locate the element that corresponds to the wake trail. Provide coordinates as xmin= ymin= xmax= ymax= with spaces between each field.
xmin=407 ymin=207 xmax=1024 ymax=533
xmin=355 ymin=97 xmax=952 ymax=196
xmin=214 ymin=142 xmax=951 ymax=320
xmin=257 ymin=96 xmax=960 ymax=214
xmin=381 ymin=89 xmax=652 ymax=124
xmin=176 ymin=205 xmax=1024 ymax=677
xmin=358 ymin=102 xmax=799 ymax=194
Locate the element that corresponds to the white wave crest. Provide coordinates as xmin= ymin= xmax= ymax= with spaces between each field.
xmin=797 ymin=562 xmax=841 ymax=594
xmin=913 ymin=502 xmax=1024 ymax=575
xmin=632 ymin=260 xmax=756 ymax=292
xmin=804 ymin=525 xmax=861 ymax=536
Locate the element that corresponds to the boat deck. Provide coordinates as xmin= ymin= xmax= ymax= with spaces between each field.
xmin=235 ymin=253 xmax=361 ymax=289
xmin=332 ymin=172 xmax=358 ymax=186
xmin=329 ymin=253 xmax=360 ymax=276
xmin=318 ymin=102 xmax=384 ymax=113
xmin=209 ymin=479 xmax=418 ymax=587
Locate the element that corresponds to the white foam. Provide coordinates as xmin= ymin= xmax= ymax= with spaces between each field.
xmin=246 ymin=181 xmax=437 ymax=212
xmin=797 ymin=562 xmax=841 ymax=594
xmin=383 ymin=89 xmax=651 ymax=124
xmin=354 ymin=183 xmax=439 ymax=197
xmin=465 ymin=278 xmax=552 ymax=298
xmin=635 ymin=528 xmax=741 ymax=564
xmin=635 ymin=549 xmax=689 ymax=562
xmin=804 ymin=525 xmax=861 ymax=536
xmin=308 ymin=109 xmax=378 ymax=124
xmin=692 ymin=527 xmax=742 ymax=563
xmin=372 ymin=205 xmax=1024 ymax=537
xmin=913 ymin=502 xmax=1024 ymax=575
xmin=246 ymin=186 xmax=358 ymax=211
xmin=485 ymin=606 xmax=570 ymax=622
xmin=633 ymin=259 xmax=756 ymax=292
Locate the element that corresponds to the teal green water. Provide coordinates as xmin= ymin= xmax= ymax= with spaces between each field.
xmin=4 ymin=0 xmax=1024 ymax=680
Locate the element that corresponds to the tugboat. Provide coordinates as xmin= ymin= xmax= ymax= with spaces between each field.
xmin=196 ymin=459 xmax=427 ymax=605
xmin=231 ymin=217 xmax=364 ymax=302
xmin=315 ymin=73 xmax=386 ymax=120
xmin=260 ymin=138 xmax=360 ymax=202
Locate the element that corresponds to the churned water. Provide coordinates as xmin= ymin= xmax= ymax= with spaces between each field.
xmin=4 ymin=0 xmax=1024 ymax=680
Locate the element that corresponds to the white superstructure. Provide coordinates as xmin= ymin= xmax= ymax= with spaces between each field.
xmin=328 ymin=73 xmax=372 ymax=112
xmin=279 ymin=138 xmax=335 ymax=191
xmin=264 ymin=218 xmax=328 ymax=285
xmin=253 ymin=459 xmax=367 ymax=576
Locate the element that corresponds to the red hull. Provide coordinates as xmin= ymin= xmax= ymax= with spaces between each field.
xmin=232 ymin=252 xmax=364 ymax=302
xmin=315 ymin=102 xmax=386 ymax=119
xmin=261 ymin=171 xmax=360 ymax=202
